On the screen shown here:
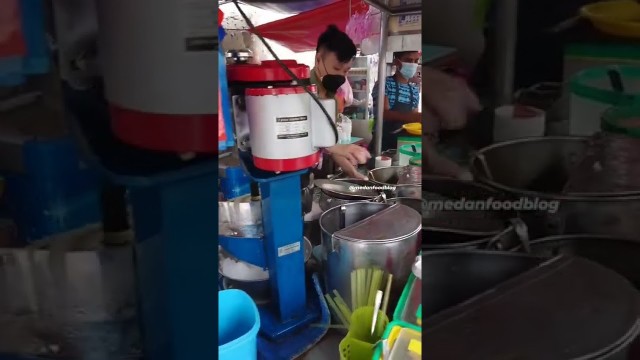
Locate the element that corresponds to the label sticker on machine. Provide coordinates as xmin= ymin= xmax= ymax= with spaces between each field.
xmin=182 ymin=0 xmax=217 ymax=51
xmin=278 ymin=242 xmax=301 ymax=257
xmin=275 ymin=116 xmax=309 ymax=139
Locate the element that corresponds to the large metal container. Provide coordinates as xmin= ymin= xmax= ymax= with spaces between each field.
xmin=424 ymin=251 xmax=640 ymax=360
xmin=512 ymin=234 xmax=640 ymax=289
xmin=470 ymin=136 xmax=640 ymax=238
xmin=319 ymin=202 xmax=421 ymax=305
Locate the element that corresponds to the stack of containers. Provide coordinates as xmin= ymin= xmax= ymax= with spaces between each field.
xmin=218 ymin=9 xmax=235 ymax=151
xmin=372 ymin=256 xmax=422 ymax=359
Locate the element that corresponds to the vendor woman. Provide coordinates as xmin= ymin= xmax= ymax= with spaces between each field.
xmin=371 ymin=51 xmax=423 ymax=152
xmin=310 ymin=25 xmax=371 ymax=180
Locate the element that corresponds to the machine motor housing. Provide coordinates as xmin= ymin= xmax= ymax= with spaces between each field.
xmin=227 ymin=60 xmax=336 ymax=172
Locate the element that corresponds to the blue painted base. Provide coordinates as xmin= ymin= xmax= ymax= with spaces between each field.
xmin=257 ymin=274 xmax=330 ymax=360
xmin=258 ymin=301 xmax=318 ymax=341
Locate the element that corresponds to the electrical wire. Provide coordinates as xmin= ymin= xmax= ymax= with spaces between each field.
xmin=231 ymin=0 xmax=339 ymax=143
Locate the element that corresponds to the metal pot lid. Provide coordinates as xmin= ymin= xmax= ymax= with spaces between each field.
xmin=334 ymin=204 xmax=422 ymax=243
xmin=314 ymin=179 xmax=380 ymax=199
xmin=425 ymin=255 xmax=640 ymax=359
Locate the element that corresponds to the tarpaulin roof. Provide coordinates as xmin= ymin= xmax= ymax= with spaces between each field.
xmin=250 ymin=0 xmax=369 ymax=53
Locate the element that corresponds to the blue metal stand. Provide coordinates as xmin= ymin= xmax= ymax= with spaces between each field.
xmin=117 ymin=162 xmax=218 ymax=360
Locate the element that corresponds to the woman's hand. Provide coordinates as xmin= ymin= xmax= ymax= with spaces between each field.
xmin=327 ymin=144 xmax=371 ymax=180
xmin=422 ymin=66 xmax=481 ymax=130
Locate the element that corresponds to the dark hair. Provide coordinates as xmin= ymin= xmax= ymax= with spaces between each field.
xmin=317 ymin=25 xmax=357 ymax=63
xmin=393 ymin=51 xmax=419 ymax=60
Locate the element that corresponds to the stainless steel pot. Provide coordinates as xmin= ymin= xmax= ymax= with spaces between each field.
xmin=368 ymin=166 xmax=421 ymax=199
xmin=317 ymin=179 xmax=386 ymax=212
xmin=511 ymin=234 xmax=640 ymax=289
xmin=319 ymin=202 xmax=421 ymax=304
xmin=470 ymin=136 xmax=640 ymax=239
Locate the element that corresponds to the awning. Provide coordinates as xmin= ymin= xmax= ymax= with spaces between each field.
xmin=249 ymin=0 xmax=369 ymax=53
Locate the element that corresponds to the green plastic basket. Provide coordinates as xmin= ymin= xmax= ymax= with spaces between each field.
xmin=393 ymin=273 xmax=421 ymax=325
xmin=371 ymin=320 xmax=421 ymax=360
xmin=339 ymin=306 xmax=390 ymax=360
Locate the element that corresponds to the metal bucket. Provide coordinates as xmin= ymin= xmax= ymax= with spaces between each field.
xmin=420 ymin=176 xmax=526 ymax=250
xmin=512 ymin=234 xmax=640 ymax=289
xmin=317 ymin=179 xmax=382 ymax=212
xmin=0 ymin=226 xmax=140 ymax=359
xmin=424 ymin=251 xmax=640 ymax=360
xmin=423 ymin=251 xmax=543 ymax=317
xmin=470 ymin=136 xmax=640 ymax=238
xmin=318 ymin=202 xmax=421 ymax=304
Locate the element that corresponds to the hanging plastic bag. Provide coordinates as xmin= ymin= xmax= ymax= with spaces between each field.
xmin=345 ymin=3 xmax=376 ymax=45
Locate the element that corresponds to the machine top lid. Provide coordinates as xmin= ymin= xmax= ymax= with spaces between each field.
xmin=227 ymin=60 xmax=310 ymax=83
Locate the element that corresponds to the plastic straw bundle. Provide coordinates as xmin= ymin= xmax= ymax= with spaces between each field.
xmin=325 ymin=267 xmax=393 ymax=328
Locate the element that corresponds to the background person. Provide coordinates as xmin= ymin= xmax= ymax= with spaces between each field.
xmin=371 ymin=50 xmax=422 ymax=151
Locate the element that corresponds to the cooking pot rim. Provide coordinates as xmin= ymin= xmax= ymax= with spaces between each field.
xmin=319 ymin=202 xmax=422 ymax=243
xmin=512 ymin=233 xmax=640 ymax=251
xmin=471 ymin=136 xmax=640 ymax=201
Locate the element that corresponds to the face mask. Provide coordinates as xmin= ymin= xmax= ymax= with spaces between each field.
xmin=399 ymin=62 xmax=418 ymax=79
xmin=320 ymin=58 xmax=346 ymax=93
xmin=322 ymin=75 xmax=346 ymax=94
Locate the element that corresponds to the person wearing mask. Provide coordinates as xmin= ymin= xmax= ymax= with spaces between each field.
xmin=310 ymin=25 xmax=370 ymax=179
xmin=371 ymin=51 xmax=422 ymax=152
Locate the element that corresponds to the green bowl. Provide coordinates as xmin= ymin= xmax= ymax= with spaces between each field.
xmin=602 ymin=104 xmax=640 ymax=138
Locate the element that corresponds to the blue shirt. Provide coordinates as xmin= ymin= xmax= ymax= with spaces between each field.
xmin=372 ymin=76 xmax=420 ymax=115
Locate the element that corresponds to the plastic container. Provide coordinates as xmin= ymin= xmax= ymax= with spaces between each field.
xmin=409 ymin=155 xmax=421 ymax=167
xmin=399 ymin=143 xmax=421 ymax=166
xmin=1 ymin=137 xmax=102 ymax=243
xmin=19 ymin=0 xmax=50 ymax=75
xmin=371 ymin=321 xmax=421 ymax=360
xmin=219 ymin=289 xmax=260 ymax=360
xmin=569 ymin=66 xmax=640 ymax=136
xmin=602 ymin=103 xmax=640 ymax=138
xmin=388 ymin=328 xmax=421 ymax=359
xmin=339 ymin=306 xmax=389 ymax=360
xmin=396 ymin=136 xmax=420 ymax=151
xmin=340 ymin=117 xmax=353 ymax=144
xmin=394 ymin=273 xmax=421 ymax=326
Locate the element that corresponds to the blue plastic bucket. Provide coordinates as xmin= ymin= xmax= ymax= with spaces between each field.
xmin=219 ymin=289 xmax=260 ymax=360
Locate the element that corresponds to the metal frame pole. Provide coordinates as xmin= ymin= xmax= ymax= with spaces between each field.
xmin=493 ymin=0 xmax=519 ymax=106
xmin=374 ymin=12 xmax=389 ymax=156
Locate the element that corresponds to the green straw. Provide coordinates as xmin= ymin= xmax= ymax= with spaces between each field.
xmin=332 ymin=290 xmax=352 ymax=324
xmin=350 ymin=271 xmax=357 ymax=311
xmin=325 ymin=294 xmax=349 ymax=327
